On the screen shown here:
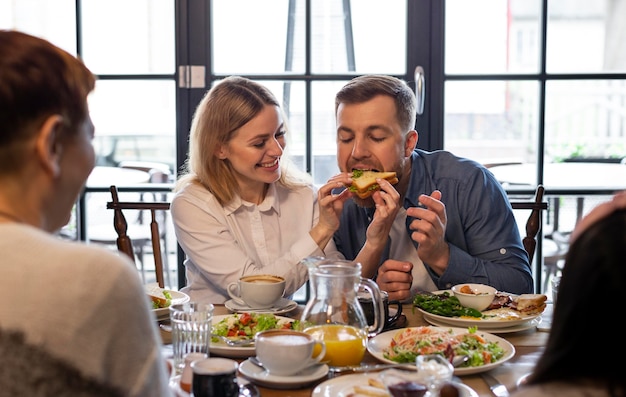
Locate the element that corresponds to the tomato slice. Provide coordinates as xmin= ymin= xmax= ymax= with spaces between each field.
xmin=239 ymin=313 xmax=253 ymax=325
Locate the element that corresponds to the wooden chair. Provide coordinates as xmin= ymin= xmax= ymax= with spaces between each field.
xmin=509 ymin=185 xmax=548 ymax=267
xmin=107 ymin=185 xmax=171 ymax=288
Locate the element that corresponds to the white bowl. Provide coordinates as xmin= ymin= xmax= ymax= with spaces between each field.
xmin=451 ymin=283 xmax=497 ymax=311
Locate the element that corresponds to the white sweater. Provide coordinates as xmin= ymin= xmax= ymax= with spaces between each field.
xmin=0 ymin=224 xmax=172 ymax=397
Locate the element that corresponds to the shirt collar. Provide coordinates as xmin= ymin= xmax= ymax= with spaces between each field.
xmin=224 ymin=183 xmax=280 ymax=215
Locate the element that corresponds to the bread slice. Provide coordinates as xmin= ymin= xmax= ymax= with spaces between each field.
xmin=352 ymin=385 xmax=390 ymax=397
xmin=349 ymin=170 xmax=399 ymax=199
xmin=514 ymin=293 xmax=547 ymax=315
xmin=145 ymin=283 xmax=171 ymax=308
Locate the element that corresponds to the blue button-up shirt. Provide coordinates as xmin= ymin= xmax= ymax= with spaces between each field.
xmin=334 ymin=149 xmax=534 ymax=295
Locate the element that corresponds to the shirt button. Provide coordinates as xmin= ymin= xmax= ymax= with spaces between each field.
xmin=500 ymin=248 xmax=507 ymax=254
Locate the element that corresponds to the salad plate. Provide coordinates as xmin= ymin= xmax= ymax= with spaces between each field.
xmin=311 ymin=373 xmax=478 ymax=397
xmin=423 ymin=314 xmax=542 ymax=334
xmin=225 ymin=298 xmax=298 ymax=314
xmin=367 ymin=326 xmax=515 ymax=376
xmin=238 ymin=358 xmax=328 ymax=389
xmin=152 ymin=290 xmax=190 ymax=320
xmin=210 ymin=314 xmax=297 ymax=358
xmin=169 ymin=375 xmax=259 ymax=397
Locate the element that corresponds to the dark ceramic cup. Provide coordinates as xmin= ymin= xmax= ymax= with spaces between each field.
xmin=358 ymin=290 xmax=402 ymax=330
xmin=191 ymin=357 xmax=239 ymax=397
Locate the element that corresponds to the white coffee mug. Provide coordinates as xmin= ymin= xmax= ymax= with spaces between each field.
xmin=227 ymin=274 xmax=285 ymax=309
xmin=255 ymin=329 xmax=326 ymax=376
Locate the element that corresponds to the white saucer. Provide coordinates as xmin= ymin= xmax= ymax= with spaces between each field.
xmin=225 ymin=298 xmax=298 ymax=314
xmin=238 ymin=358 xmax=329 ymax=389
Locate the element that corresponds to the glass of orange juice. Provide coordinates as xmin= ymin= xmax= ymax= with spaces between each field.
xmin=303 ymin=324 xmax=367 ymax=366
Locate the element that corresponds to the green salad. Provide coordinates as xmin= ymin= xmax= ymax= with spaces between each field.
xmin=211 ymin=312 xmax=300 ymax=341
xmin=413 ymin=291 xmax=483 ymax=318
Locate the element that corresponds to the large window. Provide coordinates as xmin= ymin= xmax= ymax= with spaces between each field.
xmin=4 ymin=0 xmax=626 ymax=293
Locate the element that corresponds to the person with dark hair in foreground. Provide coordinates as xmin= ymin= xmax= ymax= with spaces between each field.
xmin=512 ymin=191 xmax=626 ymax=397
xmin=0 ymin=30 xmax=172 ymax=396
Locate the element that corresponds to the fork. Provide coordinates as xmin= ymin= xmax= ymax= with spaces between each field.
xmin=210 ymin=334 xmax=255 ymax=347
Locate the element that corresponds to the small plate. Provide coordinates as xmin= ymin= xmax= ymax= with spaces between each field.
xmin=238 ymin=358 xmax=329 ymax=389
xmin=367 ymin=326 xmax=515 ymax=376
xmin=423 ymin=313 xmax=542 ymax=333
xmin=153 ymin=290 xmax=190 ymax=320
xmin=169 ymin=375 xmax=259 ymax=397
xmin=225 ymin=298 xmax=298 ymax=314
xmin=311 ymin=373 xmax=478 ymax=397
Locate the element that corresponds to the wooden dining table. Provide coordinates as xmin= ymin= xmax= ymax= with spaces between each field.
xmin=160 ymin=303 xmax=552 ymax=396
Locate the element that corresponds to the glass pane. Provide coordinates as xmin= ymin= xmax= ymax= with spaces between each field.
xmin=81 ymin=0 xmax=175 ymax=74
xmin=544 ymin=80 xmax=626 ymax=162
xmin=311 ymin=81 xmax=346 ymax=184
xmin=89 ymin=80 xmax=177 ymax=173
xmin=0 ymin=0 xmax=76 ymax=54
xmin=547 ymin=0 xmax=626 ymax=73
xmin=212 ymin=0 xmax=406 ymax=75
xmin=258 ymin=80 xmax=307 ymax=169
xmin=443 ymin=80 xmax=540 ymax=166
xmin=445 ymin=0 xmax=542 ymax=74
xmin=212 ymin=0 xmax=300 ymax=74
xmin=311 ymin=0 xmax=406 ymax=74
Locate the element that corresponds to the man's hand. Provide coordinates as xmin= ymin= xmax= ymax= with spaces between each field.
xmin=406 ymin=190 xmax=450 ymax=275
xmin=376 ymin=259 xmax=413 ymax=302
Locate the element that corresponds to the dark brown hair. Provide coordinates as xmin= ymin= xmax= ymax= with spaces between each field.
xmin=0 ymin=30 xmax=95 ymax=173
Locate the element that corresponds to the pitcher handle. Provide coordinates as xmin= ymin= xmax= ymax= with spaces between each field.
xmin=359 ymin=277 xmax=385 ymax=337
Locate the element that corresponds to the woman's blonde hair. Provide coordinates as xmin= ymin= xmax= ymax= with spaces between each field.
xmin=175 ymin=76 xmax=311 ymax=205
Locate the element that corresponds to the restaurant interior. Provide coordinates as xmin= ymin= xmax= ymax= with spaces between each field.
xmin=4 ymin=0 xmax=626 ymax=395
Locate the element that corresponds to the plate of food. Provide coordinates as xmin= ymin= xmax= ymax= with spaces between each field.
xmin=367 ymin=326 xmax=515 ymax=376
xmin=311 ymin=372 xmax=478 ymax=397
xmin=210 ymin=313 xmax=300 ymax=358
xmin=146 ymin=284 xmax=190 ymax=320
xmin=413 ymin=290 xmax=546 ymax=329
xmin=423 ymin=314 xmax=542 ymax=334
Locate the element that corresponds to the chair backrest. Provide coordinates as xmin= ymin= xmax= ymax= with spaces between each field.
xmin=509 ymin=185 xmax=548 ymax=266
xmin=108 ymin=185 xmax=171 ymax=288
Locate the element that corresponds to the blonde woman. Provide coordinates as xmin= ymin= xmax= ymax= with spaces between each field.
xmin=172 ymin=76 xmax=346 ymax=304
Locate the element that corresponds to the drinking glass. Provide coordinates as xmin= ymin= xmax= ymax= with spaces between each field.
xmin=170 ymin=302 xmax=214 ymax=373
xmin=415 ymin=354 xmax=454 ymax=395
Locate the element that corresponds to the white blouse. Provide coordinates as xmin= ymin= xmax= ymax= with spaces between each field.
xmin=171 ymin=182 xmax=343 ymax=304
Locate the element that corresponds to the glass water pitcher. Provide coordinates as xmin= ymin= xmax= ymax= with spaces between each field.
xmin=299 ymin=257 xmax=385 ymax=366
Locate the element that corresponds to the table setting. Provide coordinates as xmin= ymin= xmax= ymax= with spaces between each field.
xmin=157 ymin=262 xmax=551 ymax=397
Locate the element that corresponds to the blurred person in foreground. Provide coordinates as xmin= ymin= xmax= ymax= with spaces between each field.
xmin=327 ymin=75 xmax=533 ymax=301
xmin=171 ymin=76 xmax=343 ymax=304
xmin=0 ymin=30 xmax=172 ymax=396
xmin=511 ymin=191 xmax=626 ymax=397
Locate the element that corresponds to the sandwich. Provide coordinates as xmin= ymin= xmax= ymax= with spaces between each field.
xmin=145 ymin=283 xmax=172 ymax=309
xmin=347 ymin=170 xmax=399 ymax=199
xmin=512 ymin=293 xmax=547 ymax=315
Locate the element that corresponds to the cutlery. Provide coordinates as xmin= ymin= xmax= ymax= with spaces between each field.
xmin=452 ymin=355 xmax=469 ymax=368
xmin=482 ymin=373 xmax=510 ymax=397
xmin=211 ymin=334 xmax=255 ymax=347
xmin=328 ymin=363 xmax=416 ymax=374
xmin=248 ymin=356 xmax=267 ymax=371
